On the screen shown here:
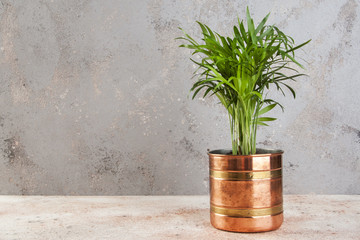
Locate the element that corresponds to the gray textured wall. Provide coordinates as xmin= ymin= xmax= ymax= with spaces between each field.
xmin=0 ymin=0 xmax=359 ymax=195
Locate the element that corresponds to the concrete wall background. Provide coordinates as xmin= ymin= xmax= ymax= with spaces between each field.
xmin=0 ymin=0 xmax=359 ymax=195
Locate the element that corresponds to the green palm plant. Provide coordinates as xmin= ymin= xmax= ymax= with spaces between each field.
xmin=177 ymin=7 xmax=310 ymax=155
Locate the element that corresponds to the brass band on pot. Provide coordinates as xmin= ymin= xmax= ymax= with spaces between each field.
xmin=210 ymin=169 xmax=282 ymax=180
xmin=211 ymin=204 xmax=283 ymax=218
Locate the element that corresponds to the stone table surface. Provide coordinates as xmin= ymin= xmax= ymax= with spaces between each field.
xmin=0 ymin=195 xmax=359 ymax=240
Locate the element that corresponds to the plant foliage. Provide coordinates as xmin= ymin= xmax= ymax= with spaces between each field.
xmin=177 ymin=7 xmax=311 ymax=155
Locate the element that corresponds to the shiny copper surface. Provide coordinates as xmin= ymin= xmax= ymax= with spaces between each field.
xmin=208 ymin=149 xmax=283 ymax=232
xmin=210 ymin=212 xmax=283 ymax=233
xmin=210 ymin=177 xmax=282 ymax=208
xmin=209 ymin=150 xmax=282 ymax=171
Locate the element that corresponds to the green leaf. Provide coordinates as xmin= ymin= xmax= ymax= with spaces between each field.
xmin=285 ymin=39 xmax=311 ymax=53
xmin=191 ymin=85 xmax=207 ymax=99
xmin=255 ymin=12 xmax=270 ymax=35
xmin=196 ymin=21 xmax=208 ymax=36
xmin=249 ymin=91 xmax=263 ymax=100
xmin=203 ymin=86 xmax=214 ymax=98
xmin=258 ymin=103 xmax=277 ymax=115
xmin=246 ymin=7 xmax=257 ymax=44
xmin=257 ymin=117 xmax=277 ymax=122
xmin=258 ymin=25 xmax=274 ymax=40
xmin=281 ymin=83 xmax=296 ymax=98
xmin=239 ymin=20 xmax=248 ymax=41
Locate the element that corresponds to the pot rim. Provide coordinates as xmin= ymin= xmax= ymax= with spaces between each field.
xmin=208 ymin=148 xmax=284 ymax=157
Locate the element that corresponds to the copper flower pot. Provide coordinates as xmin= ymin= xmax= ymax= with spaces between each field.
xmin=208 ymin=149 xmax=283 ymax=232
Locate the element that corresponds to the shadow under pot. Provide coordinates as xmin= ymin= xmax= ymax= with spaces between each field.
xmin=208 ymin=148 xmax=283 ymax=232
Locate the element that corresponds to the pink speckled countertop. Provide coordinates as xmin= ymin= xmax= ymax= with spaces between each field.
xmin=0 ymin=195 xmax=359 ymax=239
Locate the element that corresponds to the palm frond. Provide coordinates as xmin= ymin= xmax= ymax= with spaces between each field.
xmin=177 ymin=7 xmax=311 ymax=155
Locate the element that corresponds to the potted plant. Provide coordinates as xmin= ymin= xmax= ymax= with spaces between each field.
xmin=177 ymin=7 xmax=310 ymax=232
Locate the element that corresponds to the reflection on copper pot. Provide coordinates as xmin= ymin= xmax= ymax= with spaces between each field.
xmin=208 ymin=149 xmax=283 ymax=232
